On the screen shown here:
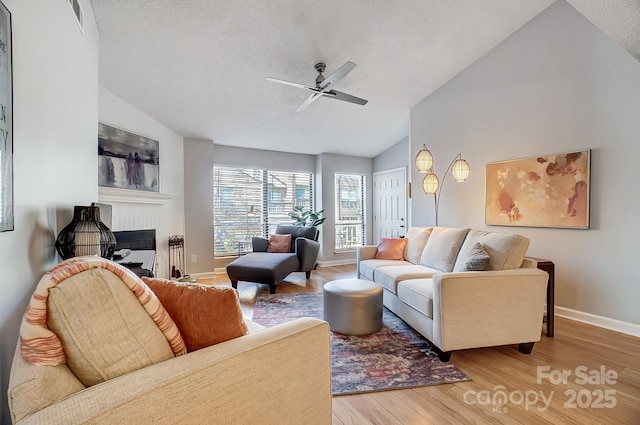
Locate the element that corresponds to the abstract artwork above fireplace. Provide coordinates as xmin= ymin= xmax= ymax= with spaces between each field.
xmin=98 ymin=123 xmax=159 ymax=192
xmin=485 ymin=150 xmax=590 ymax=229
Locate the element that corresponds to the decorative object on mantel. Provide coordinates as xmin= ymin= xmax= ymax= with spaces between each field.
xmin=0 ymin=1 xmax=13 ymax=233
xmin=55 ymin=206 xmax=116 ymax=260
xmin=169 ymin=235 xmax=185 ymax=278
xmin=485 ymin=150 xmax=590 ymax=229
xmin=415 ymin=145 xmax=470 ymax=225
xmin=98 ymin=123 xmax=159 ymax=193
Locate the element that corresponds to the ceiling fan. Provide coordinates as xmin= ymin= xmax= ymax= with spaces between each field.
xmin=266 ymin=61 xmax=368 ymax=112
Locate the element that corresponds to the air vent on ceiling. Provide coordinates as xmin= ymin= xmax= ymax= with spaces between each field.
xmin=66 ymin=0 xmax=84 ymax=33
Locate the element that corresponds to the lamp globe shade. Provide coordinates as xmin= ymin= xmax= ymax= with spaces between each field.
xmin=452 ymin=159 xmax=470 ymax=182
xmin=415 ymin=146 xmax=434 ymax=173
xmin=421 ymin=172 xmax=439 ymax=194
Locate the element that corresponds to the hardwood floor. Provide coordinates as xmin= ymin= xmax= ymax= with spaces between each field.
xmin=199 ymin=264 xmax=640 ymax=425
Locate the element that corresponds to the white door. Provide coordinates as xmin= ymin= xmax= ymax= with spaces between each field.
xmin=373 ymin=168 xmax=407 ymax=242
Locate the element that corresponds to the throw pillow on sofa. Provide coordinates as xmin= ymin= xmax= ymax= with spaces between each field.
xmin=375 ymin=237 xmax=408 ymax=260
xmin=142 ymin=277 xmax=248 ymax=352
xmin=403 ymin=227 xmax=433 ymax=264
xmin=457 ymin=242 xmax=491 ymax=271
xmin=47 ymin=268 xmax=176 ymax=387
xmin=267 ymin=234 xmax=292 ymax=253
xmin=420 ymin=227 xmax=470 ymax=272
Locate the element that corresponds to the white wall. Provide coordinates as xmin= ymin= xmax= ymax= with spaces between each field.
xmin=214 ymin=144 xmax=316 ymax=172
xmin=373 ymin=137 xmax=409 ymax=173
xmin=98 ymin=87 xmax=185 ymax=278
xmin=410 ymin=1 xmax=640 ymax=328
xmin=0 ymin=1 xmax=99 ymax=422
xmin=316 ymin=153 xmax=373 ymax=264
xmin=184 ymin=138 xmax=214 ymax=275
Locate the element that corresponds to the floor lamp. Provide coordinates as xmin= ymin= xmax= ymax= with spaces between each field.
xmin=416 ymin=145 xmax=470 ymax=226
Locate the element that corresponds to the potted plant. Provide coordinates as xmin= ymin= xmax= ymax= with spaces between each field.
xmin=288 ymin=206 xmax=326 ymax=227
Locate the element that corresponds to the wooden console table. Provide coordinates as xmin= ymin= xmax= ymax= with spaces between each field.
xmin=530 ymin=258 xmax=555 ymax=337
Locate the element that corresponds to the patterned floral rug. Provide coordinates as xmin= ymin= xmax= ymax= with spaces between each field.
xmin=252 ymin=292 xmax=471 ymax=396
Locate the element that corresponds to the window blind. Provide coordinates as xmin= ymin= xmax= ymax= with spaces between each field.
xmin=213 ymin=166 xmax=313 ymax=257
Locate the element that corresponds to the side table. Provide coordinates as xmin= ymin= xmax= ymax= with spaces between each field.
xmin=531 ymin=258 xmax=555 ymax=337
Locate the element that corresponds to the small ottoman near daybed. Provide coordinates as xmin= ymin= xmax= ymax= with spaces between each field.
xmin=227 ymin=253 xmax=299 ymax=294
xmin=323 ymin=279 xmax=383 ymax=335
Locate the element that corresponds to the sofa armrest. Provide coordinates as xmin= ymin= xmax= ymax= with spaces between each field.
xmin=356 ymin=245 xmax=378 ymax=278
xmin=357 ymin=245 xmax=378 ymax=262
xmin=16 ymin=318 xmax=332 ymax=425
xmin=431 ymin=268 xmax=548 ymax=352
xmin=295 ymin=237 xmax=320 ymax=272
xmin=252 ymin=236 xmax=269 ymax=252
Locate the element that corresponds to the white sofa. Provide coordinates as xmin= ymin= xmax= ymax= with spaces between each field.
xmin=357 ymin=226 xmax=549 ymax=361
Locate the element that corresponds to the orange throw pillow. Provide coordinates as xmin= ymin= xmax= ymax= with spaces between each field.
xmin=267 ymin=233 xmax=291 ymax=253
xmin=375 ymin=237 xmax=408 ymax=260
xmin=142 ymin=277 xmax=248 ymax=352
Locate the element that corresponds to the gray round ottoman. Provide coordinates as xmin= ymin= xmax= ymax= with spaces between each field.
xmin=323 ymin=278 xmax=383 ymax=335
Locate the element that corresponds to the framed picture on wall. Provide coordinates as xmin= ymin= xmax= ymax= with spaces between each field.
xmin=98 ymin=123 xmax=160 ymax=192
xmin=0 ymin=1 xmax=13 ymax=232
xmin=485 ymin=150 xmax=590 ymax=229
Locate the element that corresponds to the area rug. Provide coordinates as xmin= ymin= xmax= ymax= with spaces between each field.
xmin=252 ymin=292 xmax=470 ymax=396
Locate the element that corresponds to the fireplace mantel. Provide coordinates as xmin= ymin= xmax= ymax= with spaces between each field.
xmin=98 ymin=187 xmax=173 ymax=205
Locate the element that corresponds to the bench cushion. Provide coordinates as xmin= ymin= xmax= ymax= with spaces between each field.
xmin=359 ymin=259 xmax=411 ymax=281
xmin=374 ymin=264 xmax=440 ymax=294
xmin=226 ymin=253 xmax=299 ymax=285
xmin=397 ymin=279 xmax=434 ymax=318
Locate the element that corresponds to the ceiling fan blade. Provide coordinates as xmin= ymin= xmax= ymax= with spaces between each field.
xmin=295 ymin=92 xmax=322 ymax=112
xmin=266 ymin=77 xmax=315 ymax=91
xmin=318 ymin=61 xmax=356 ymax=91
xmin=325 ymin=90 xmax=368 ymax=106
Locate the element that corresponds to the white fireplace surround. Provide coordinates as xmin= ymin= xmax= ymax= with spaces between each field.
xmin=98 ymin=187 xmax=176 ymax=279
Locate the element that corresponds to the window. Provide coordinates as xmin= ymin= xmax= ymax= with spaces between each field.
xmin=334 ymin=173 xmax=365 ymax=251
xmin=213 ymin=166 xmax=313 ymax=257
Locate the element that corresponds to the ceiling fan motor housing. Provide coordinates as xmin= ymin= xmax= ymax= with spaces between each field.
xmin=315 ymin=62 xmax=326 ymax=87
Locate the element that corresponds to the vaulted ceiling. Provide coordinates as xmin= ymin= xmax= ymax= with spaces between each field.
xmin=91 ymin=0 xmax=640 ymax=158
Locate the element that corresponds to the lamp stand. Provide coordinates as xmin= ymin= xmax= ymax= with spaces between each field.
xmin=434 ymin=153 xmax=464 ymax=226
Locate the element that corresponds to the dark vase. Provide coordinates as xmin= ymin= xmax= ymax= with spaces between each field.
xmin=55 ymin=206 xmax=117 ymax=260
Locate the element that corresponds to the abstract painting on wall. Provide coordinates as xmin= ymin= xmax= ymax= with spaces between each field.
xmin=485 ymin=150 xmax=590 ymax=229
xmin=98 ymin=123 xmax=159 ymax=192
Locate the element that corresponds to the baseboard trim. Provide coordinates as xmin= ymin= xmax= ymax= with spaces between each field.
xmin=555 ymin=306 xmax=640 ymax=338
xmin=317 ymin=259 xmax=357 ymax=267
xmin=189 ymin=271 xmax=218 ymax=279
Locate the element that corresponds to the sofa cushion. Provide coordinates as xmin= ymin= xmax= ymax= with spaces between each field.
xmin=374 ymin=265 xmax=440 ymax=294
xmin=420 ymin=227 xmax=470 ymax=272
xmin=47 ymin=268 xmax=175 ymax=387
xmin=453 ymin=230 xmax=530 ymax=272
xmin=456 ymin=242 xmax=491 ymax=271
xmin=142 ymin=278 xmax=248 ymax=352
xmin=359 ymin=259 xmax=411 ymax=281
xmin=403 ymin=227 xmax=433 ymax=264
xmin=267 ymin=234 xmax=291 ymax=253
xmin=375 ymin=238 xmax=407 ymax=260
xmin=397 ymin=279 xmax=434 ymax=318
